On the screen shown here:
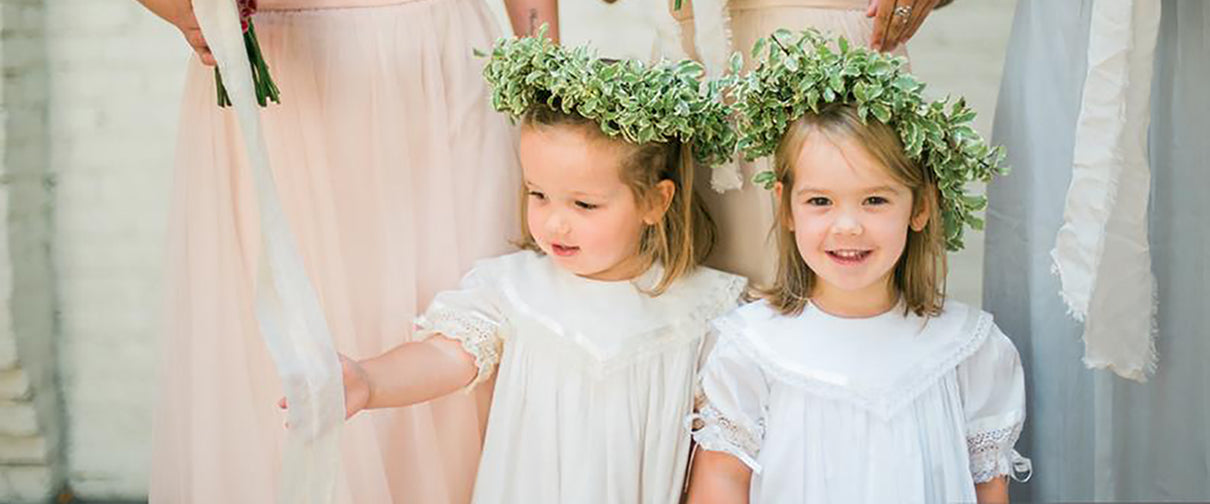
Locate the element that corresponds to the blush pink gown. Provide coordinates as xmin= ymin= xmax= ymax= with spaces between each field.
xmin=148 ymin=0 xmax=519 ymax=501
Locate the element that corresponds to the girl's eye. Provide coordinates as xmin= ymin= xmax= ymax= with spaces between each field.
xmin=865 ymin=196 xmax=889 ymax=205
xmin=806 ymin=197 xmax=831 ymax=206
xmin=575 ymin=200 xmax=599 ymax=210
xmin=528 ymin=190 xmax=546 ymax=201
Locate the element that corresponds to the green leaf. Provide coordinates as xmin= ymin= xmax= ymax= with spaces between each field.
xmin=853 ymin=82 xmax=869 ymax=102
xmin=784 ymin=54 xmax=800 ymax=72
xmin=752 ymin=170 xmax=777 ymax=190
xmin=892 ymin=75 xmax=918 ymax=92
xmin=870 ymin=102 xmax=891 ymax=123
xmin=773 ymin=28 xmax=794 ymax=46
xmin=752 ymin=38 xmax=769 ymax=59
xmin=829 ymin=73 xmax=844 ymax=95
xmin=869 ymin=59 xmax=893 ymax=77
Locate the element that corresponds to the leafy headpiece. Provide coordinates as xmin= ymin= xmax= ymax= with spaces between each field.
xmin=734 ymin=29 xmax=1007 ymax=251
xmin=481 ymin=27 xmax=738 ymax=167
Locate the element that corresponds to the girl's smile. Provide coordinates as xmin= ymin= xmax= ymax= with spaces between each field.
xmin=825 ymin=248 xmax=874 ymax=266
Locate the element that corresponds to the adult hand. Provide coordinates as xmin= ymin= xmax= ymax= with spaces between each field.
xmin=135 ymin=0 xmax=216 ymax=65
xmin=868 ymin=0 xmax=942 ymax=53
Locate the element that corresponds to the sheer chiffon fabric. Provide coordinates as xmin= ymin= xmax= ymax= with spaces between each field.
xmin=149 ymin=1 xmax=520 ymax=501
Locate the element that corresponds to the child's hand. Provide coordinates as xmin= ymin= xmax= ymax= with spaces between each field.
xmin=340 ymin=354 xmax=372 ymax=419
xmin=276 ymin=354 xmax=374 ymax=425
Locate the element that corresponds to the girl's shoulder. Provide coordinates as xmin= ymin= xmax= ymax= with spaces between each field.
xmin=466 ymin=249 xmax=545 ymax=278
xmin=663 ymin=265 xmax=749 ymax=318
xmin=707 ymin=299 xmax=1004 ymax=419
xmin=476 ymin=252 xmax=747 ymax=338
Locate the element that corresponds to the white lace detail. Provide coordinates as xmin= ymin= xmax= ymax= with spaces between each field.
xmin=968 ymin=422 xmax=1032 ymax=483
xmin=692 ymin=271 xmax=748 ymax=324
xmin=415 ymin=304 xmax=503 ymax=390
xmin=717 ymin=305 xmax=993 ymax=420
xmin=686 ymin=393 xmax=765 ymax=473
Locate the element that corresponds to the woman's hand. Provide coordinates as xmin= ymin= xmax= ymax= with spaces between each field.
xmin=135 ymin=0 xmax=216 ymax=65
xmin=868 ymin=0 xmax=943 ymax=52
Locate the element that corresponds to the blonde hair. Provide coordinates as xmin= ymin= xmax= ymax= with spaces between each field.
xmin=516 ymin=105 xmax=717 ymax=295
xmin=763 ymin=103 xmax=946 ymax=317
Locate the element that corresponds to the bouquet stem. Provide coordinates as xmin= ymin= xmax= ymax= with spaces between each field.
xmin=215 ymin=20 xmax=280 ymax=107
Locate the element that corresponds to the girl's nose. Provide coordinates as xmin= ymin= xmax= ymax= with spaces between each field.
xmin=832 ymin=211 xmax=863 ymax=235
xmin=545 ymin=211 xmax=571 ymax=236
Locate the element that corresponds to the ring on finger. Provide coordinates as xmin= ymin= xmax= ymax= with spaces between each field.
xmin=893 ymin=5 xmax=913 ymax=18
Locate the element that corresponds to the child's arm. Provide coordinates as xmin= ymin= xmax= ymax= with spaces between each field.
xmin=975 ymin=476 xmax=1009 ymax=503
xmin=343 ymin=335 xmax=478 ymax=416
xmin=959 ymin=324 xmax=1029 ymax=503
xmin=685 ymin=449 xmax=752 ymax=504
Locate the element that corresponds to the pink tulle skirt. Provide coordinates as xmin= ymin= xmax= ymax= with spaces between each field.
xmin=149 ymin=0 xmax=519 ymax=501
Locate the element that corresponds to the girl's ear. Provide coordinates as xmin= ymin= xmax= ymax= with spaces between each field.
xmin=910 ymin=187 xmax=934 ymax=232
xmin=774 ymin=181 xmax=794 ymax=231
xmin=643 ymin=179 xmax=676 ymax=225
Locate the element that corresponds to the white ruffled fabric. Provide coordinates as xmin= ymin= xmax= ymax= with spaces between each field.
xmin=691 ymin=300 xmax=1031 ymax=502
xmin=415 ymin=250 xmax=747 ymax=503
xmin=190 ymin=2 xmax=344 ymax=502
xmin=1051 ymin=0 xmax=1161 ymax=381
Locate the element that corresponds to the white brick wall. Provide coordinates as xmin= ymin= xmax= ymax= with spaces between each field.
xmin=43 ymin=0 xmax=187 ymax=498
xmin=2 ymin=0 xmax=64 ymax=501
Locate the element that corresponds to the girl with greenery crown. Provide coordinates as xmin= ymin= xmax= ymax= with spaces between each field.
xmin=288 ymin=30 xmax=747 ymax=503
xmin=667 ymin=0 xmax=949 ymax=291
xmin=684 ymin=29 xmax=1030 ymax=503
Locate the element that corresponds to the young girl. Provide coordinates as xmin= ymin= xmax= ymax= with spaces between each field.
xmin=665 ymin=0 xmax=936 ymax=288
xmin=685 ymin=31 xmax=1030 ymax=503
xmin=333 ymin=34 xmax=746 ymax=503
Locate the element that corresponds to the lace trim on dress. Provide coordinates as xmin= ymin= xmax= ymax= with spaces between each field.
xmin=968 ymin=421 xmax=1033 ymax=483
xmin=716 ymin=305 xmax=994 ymax=419
xmin=415 ymin=303 xmax=503 ymax=390
xmin=692 ymin=271 xmax=748 ymax=325
xmin=686 ymin=392 xmax=765 ymax=473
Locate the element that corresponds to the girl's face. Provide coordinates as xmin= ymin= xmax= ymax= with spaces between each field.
xmin=519 ymin=125 xmax=669 ymax=281
xmin=777 ymin=132 xmax=929 ymax=315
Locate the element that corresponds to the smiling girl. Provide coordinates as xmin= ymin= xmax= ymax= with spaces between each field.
xmin=684 ymin=31 xmax=1030 ymax=503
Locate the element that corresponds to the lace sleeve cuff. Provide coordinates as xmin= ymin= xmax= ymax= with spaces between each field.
xmin=415 ymin=304 xmax=503 ymax=391
xmin=686 ymin=398 xmax=765 ymax=473
xmin=968 ymin=422 xmax=1033 ymax=483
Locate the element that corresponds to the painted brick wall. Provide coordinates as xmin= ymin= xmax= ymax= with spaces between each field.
xmin=1 ymin=0 xmax=64 ymax=501
xmin=43 ymin=0 xmax=185 ymax=498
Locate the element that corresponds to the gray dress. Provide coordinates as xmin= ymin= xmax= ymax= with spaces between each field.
xmin=983 ymin=1 xmax=1209 ymax=500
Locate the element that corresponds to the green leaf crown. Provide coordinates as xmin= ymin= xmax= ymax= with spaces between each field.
xmin=734 ymin=29 xmax=1008 ymax=251
xmin=481 ymin=26 xmax=738 ymax=167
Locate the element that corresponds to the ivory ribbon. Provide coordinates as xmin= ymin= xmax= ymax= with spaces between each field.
xmin=192 ymin=1 xmax=345 ymax=500
xmin=1052 ymin=0 xmax=1160 ymax=382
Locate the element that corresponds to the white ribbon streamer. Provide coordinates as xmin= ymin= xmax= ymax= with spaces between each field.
xmin=192 ymin=1 xmax=345 ymax=500
xmin=1051 ymin=0 xmax=1160 ymax=382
